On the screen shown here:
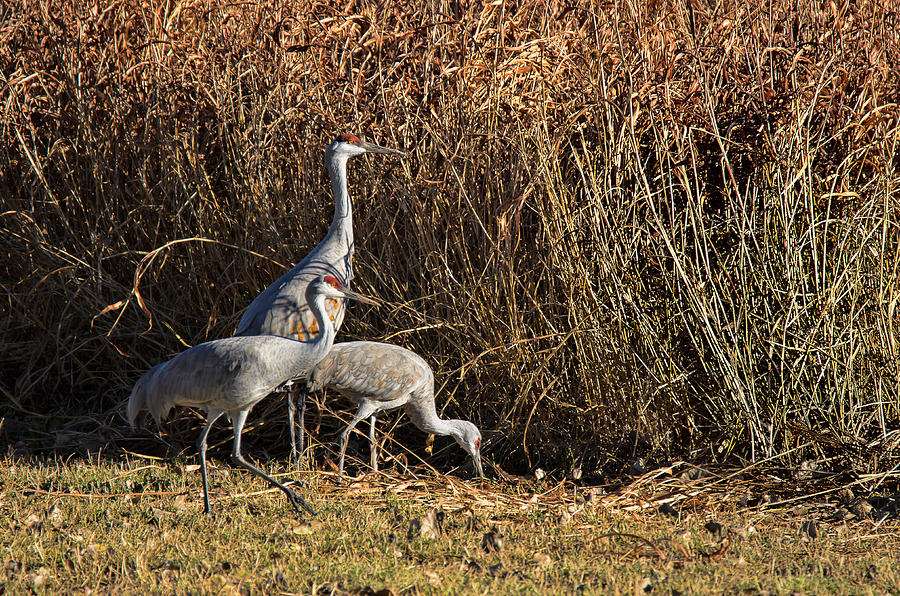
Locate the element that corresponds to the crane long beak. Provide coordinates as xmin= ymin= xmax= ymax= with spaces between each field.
xmin=340 ymin=288 xmax=380 ymax=306
xmin=358 ymin=140 xmax=405 ymax=156
xmin=473 ymin=451 xmax=485 ymax=478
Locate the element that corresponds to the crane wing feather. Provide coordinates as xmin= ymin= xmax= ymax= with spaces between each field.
xmin=128 ymin=337 xmax=296 ymax=423
xmin=308 ymin=341 xmax=430 ymax=403
xmin=236 ymin=244 xmax=352 ymax=339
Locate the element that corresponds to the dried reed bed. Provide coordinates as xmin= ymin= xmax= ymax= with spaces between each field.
xmin=1 ymin=0 xmax=898 ymax=472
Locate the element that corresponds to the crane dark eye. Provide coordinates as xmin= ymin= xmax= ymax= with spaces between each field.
xmin=475 ymin=439 xmax=481 ymax=449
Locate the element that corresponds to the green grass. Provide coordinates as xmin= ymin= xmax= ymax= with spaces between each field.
xmin=2 ymin=454 xmax=898 ymax=594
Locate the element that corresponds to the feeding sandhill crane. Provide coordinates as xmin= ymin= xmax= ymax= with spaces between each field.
xmin=305 ymin=341 xmax=485 ymax=483
xmin=127 ymin=275 xmax=378 ymax=515
xmin=236 ymin=134 xmax=404 ymax=467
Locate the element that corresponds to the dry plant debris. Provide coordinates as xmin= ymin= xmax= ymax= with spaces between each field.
xmin=408 ymin=508 xmax=444 ymax=540
xmin=1 ymin=454 xmax=899 ymax=593
xmin=0 ymin=0 xmax=897 ymax=475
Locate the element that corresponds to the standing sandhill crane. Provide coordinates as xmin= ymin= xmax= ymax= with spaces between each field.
xmin=305 ymin=341 xmax=485 ymax=483
xmin=127 ymin=276 xmax=378 ymax=515
xmin=236 ymin=134 xmax=404 ymax=467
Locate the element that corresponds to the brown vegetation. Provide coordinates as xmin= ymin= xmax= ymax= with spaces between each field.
xmin=1 ymin=456 xmax=898 ymax=593
xmin=2 ymin=0 xmax=899 ymax=472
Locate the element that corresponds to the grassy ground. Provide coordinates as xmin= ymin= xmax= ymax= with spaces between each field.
xmin=2 ymin=452 xmax=898 ymax=594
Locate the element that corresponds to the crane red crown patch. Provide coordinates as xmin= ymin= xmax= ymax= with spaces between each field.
xmin=323 ymin=275 xmax=343 ymax=289
xmin=336 ymin=133 xmax=360 ymax=144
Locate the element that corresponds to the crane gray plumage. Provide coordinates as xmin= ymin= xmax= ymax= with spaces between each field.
xmin=305 ymin=341 xmax=484 ymax=482
xmin=235 ymin=134 xmax=404 ymax=466
xmin=127 ymin=275 xmax=378 ymax=515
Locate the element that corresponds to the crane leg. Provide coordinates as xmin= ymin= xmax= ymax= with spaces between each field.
xmin=286 ymin=388 xmax=296 ymax=463
xmin=230 ymin=410 xmax=316 ymax=516
xmin=369 ymin=414 xmax=378 ymax=472
xmin=298 ymin=385 xmax=307 ymax=468
xmin=338 ymin=402 xmax=378 ymax=486
xmin=197 ymin=409 xmax=225 ymax=514
xmin=287 ymin=384 xmax=309 ymax=470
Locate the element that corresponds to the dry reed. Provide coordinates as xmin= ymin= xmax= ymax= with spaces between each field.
xmin=1 ymin=0 xmax=898 ymax=474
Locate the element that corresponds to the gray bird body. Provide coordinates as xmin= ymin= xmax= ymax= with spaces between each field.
xmin=127 ymin=276 xmax=377 ymax=515
xmin=234 ymin=212 xmax=351 ymax=341
xmin=234 ymin=135 xmax=403 ymax=466
xmin=308 ymin=341 xmax=432 ymax=404
xmin=306 ymin=341 xmax=484 ymax=480
xmin=127 ymin=335 xmax=328 ymax=425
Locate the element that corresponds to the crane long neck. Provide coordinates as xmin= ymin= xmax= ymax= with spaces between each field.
xmin=326 ymin=153 xmax=352 ymax=225
xmin=269 ymin=291 xmax=338 ymax=383
xmin=405 ymin=399 xmax=458 ymax=438
xmin=272 ymin=291 xmax=337 ymax=381
xmin=306 ymin=292 xmax=336 ymax=358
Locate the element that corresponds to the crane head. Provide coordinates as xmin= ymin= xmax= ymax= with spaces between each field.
xmin=308 ymin=275 xmax=380 ymax=306
xmin=452 ymin=421 xmax=485 ymax=478
xmin=326 ymin=134 xmax=405 ymax=159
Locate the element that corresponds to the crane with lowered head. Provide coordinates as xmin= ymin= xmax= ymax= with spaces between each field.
xmin=304 ymin=341 xmax=484 ymax=483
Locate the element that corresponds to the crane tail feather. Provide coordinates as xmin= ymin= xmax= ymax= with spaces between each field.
xmin=127 ymin=361 xmax=166 ymax=427
xmin=126 ymin=383 xmax=146 ymax=428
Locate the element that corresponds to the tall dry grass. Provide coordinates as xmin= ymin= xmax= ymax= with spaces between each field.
xmin=1 ymin=0 xmax=898 ymax=473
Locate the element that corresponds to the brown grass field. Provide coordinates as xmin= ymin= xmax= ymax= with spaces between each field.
xmin=1 ymin=0 xmax=899 ymax=591
xmin=2 ymin=455 xmax=899 ymax=594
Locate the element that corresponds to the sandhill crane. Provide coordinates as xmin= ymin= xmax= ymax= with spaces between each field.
xmin=305 ymin=341 xmax=484 ymax=483
xmin=236 ymin=134 xmax=404 ymax=467
xmin=127 ymin=275 xmax=378 ymax=515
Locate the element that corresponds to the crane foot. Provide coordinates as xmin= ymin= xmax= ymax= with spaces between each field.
xmin=286 ymin=488 xmax=317 ymax=516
